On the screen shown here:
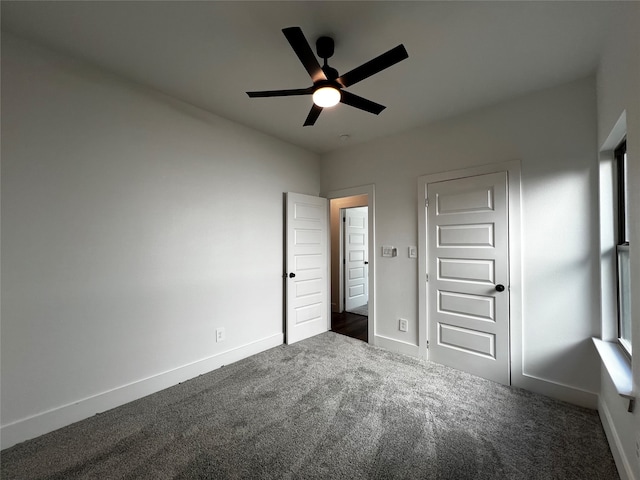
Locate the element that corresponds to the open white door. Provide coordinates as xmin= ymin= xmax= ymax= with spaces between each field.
xmin=427 ymin=172 xmax=510 ymax=385
xmin=344 ymin=207 xmax=368 ymax=312
xmin=286 ymin=192 xmax=329 ymax=344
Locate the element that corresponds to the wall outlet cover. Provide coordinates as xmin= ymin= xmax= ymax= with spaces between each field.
xmin=216 ymin=327 xmax=225 ymax=342
xmin=399 ymin=318 xmax=408 ymax=332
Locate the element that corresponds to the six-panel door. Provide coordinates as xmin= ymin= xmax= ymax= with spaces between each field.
xmin=427 ymin=172 xmax=510 ymax=385
xmin=286 ymin=193 xmax=329 ymax=344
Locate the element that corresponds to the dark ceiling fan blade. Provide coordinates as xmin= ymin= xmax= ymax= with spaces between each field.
xmin=303 ymin=104 xmax=323 ymax=126
xmin=337 ymin=44 xmax=408 ymax=88
xmin=247 ymin=87 xmax=313 ymax=98
xmin=282 ymin=27 xmax=327 ymax=83
xmin=340 ymin=90 xmax=386 ymax=115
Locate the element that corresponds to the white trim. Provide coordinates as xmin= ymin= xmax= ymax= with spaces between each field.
xmin=339 ymin=208 xmax=345 ymax=312
xmin=599 ymin=393 xmax=636 ymax=480
xmin=324 ymin=185 xmax=376 ymax=346
xmin=0 ymin=333 xmax=283 ymax=450
xmin=593 ymin=338 xmax=633 ymax=399
xmin=598 ymin=154 xmax=619 ymax=341
xmin=374 ymin=334 xmax=420 ymax=357
xmin=600 ymin=110 xmax=627 ymax=152
xmin=598 ymin=111 xmax=627 ymax=341
xmin=418 ymin=177 xmax=429 ymax=359
xmin=517 ymin=373 xmax=598 ymax=409
xmin=417 ymin=161 xmax=523 ymax=380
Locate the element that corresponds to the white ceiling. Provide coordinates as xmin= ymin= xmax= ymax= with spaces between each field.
xmin=1 ymin=1 xmax=630 ymax=154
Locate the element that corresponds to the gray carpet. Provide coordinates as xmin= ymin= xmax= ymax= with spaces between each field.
xmin=1 ymin=332 xmax=618 ymax=480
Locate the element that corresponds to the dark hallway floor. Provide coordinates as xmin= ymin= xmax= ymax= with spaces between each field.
xmin=331 ymin=310 xmax=367 ymax=342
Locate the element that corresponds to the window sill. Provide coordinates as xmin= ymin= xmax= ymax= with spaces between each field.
xmin=593 ymin=338 xmax=633 ymax=400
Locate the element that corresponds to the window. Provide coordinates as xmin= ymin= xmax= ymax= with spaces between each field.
xmin=615 ymin=139 xmax=631 ymax=355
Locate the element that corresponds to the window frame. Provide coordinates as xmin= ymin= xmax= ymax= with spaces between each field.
xmin=615 ymin=139 xmax=628 ymax=244
xmin=614 ymin=139 xmax=631 ymax=356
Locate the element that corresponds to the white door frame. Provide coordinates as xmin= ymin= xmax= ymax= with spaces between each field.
xmin=417 ymin=161 xmax=522 ymax=372
xmin=325 ymin=185 xmax=375 ymax=344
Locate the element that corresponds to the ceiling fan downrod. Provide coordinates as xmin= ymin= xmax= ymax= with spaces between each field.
xmin=316 ymin=36 xmax=339 ymax=81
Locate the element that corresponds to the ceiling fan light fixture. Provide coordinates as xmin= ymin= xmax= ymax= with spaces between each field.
xmin=312 ymin=86 xmax=341 ymax=108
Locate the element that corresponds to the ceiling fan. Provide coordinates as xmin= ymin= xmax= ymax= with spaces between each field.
xmin=246 ymin=27 xmax=409 ymax=126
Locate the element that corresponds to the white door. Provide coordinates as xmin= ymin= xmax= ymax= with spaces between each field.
xmin=286 ymin=193 xmax=329 ymax=344
xmin=427 ymin=172 xmax=510 ymax=385
xmin=344 ymin=207 xmax=369 ymax=312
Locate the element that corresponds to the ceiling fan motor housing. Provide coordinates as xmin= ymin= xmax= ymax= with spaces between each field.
xmin=316 ymin=36 xmax=334 ymax=60
xmin=316 ymin=37 xmax=339 ymax=80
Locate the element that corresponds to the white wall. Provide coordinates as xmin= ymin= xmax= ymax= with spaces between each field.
xmin=0 ymin=34 xmax=320 ymax=448
xmin=321 ymin=76 xmax=601 ymax=405
xmin=596 ymin=4 xmax=640 ymax=479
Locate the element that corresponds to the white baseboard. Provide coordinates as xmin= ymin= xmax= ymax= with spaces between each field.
xmin=598 ymin=394 xmax=636 ymax=480
xmin=513 ymin=372 xmax=598 ymax=409
xmin=372 ymin=336 xmax=597 ymax=410
xmin=374 ymin=334 xmax=420 ymax=357
xmin=1 ymin=333 xmax=283 ymax=450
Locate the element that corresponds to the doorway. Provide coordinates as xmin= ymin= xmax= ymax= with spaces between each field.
xmin=343 ymin=206 xmax=369 ymax=315
xmin=331 ymin=206 xmax=369 ymax=341
xmin=326 ymin=186 xmax=375 ymax=344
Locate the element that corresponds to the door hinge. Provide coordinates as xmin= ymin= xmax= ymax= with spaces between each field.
xmin=343 ymin=216 xmax=346 ymax=222
xmin=426 ymin=273 xmax=429 ymax=282
xmin=425 ymin=198 xmax=429 ymax=207
xmin=426 ymin=340 xmax=430 ymax=349
xmin=343 ymin=258 xmax=346 ymax=265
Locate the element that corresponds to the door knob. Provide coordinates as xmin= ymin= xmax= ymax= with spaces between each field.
xmin=364 ymin=261 xmax=369 ymax=265
xmin=495 ymin=284 xmax=505 ymax=292
xmin=289 ymin=272 xmax=296 ymax=278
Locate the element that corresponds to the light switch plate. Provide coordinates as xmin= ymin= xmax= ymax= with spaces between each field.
xmin=382 ymin=245 xmax=396 ymax=257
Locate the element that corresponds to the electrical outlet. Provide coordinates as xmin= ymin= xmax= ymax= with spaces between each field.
xmin=399 ymin=318 xmax=408 ymax=332
xmin=216 ymin=327 xmax=225 ymax=343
